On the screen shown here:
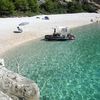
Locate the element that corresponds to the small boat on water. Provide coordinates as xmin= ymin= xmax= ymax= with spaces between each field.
xmin=45 ymin=27 xmax=75 ymax=41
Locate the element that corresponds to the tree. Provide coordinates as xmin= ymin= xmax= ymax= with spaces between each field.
xmin=82 ymin=3 xmax=97 ymax=12
xmin=67 ymin=2 xmax=83 ymax=13
xmin=0 ymin=0 xmax=15 ymax=16
xmin=28 ymin=0 xmax=39 ymax=13
xmin=44 ymin=0 xmax=54 ymax=12
xmin=44 ymin=0 xmax=60 ymax=13
xmin=14 ymin=0 xmax=29 ymax=12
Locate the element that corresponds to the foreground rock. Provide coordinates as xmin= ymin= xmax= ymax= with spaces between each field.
xmin=0 ymin=91 xmax=13 ymax=100
xmin=0 ymin=65 xmax=40 ymax=100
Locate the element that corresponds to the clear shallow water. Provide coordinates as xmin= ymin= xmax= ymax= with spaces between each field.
xmin=2 ymin=23 xmax=100 ymax=100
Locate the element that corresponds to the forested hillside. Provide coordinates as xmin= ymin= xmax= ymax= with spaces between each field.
xmin=0 ymin=0 xmax=99 ymax=17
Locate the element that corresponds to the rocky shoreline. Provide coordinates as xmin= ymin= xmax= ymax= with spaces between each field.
xmin=0 ymin=62 xmax=40 ymax=100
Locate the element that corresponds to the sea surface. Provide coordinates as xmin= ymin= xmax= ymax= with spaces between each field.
xmin=2 ymin=23 xmax=100 ymax=100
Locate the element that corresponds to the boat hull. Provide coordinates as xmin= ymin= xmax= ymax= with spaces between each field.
xmin=45 ymin=35 xmax=75 ymax=41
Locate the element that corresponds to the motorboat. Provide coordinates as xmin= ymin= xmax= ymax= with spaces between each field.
xmin=45 ymin=28 xmax=75 ymax=41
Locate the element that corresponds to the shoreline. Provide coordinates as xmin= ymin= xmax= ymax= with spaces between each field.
xmin=0 ymin=36 xmax=42 ymax=56
xmin=0 ymin=13 xmax=100 ymax=56
xmin=0 ymin=23 xmax=96 ymax=56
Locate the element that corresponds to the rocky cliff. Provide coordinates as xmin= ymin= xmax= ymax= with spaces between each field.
xmin=62 ymin=0 xmax=100 ymax=12
xmin=39 ymin=0 xmax=100 ymax=11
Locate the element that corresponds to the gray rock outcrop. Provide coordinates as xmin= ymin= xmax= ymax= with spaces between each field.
xmin=0 ymin=91 xmax=13 ymax=100
xmin=0 ymin=65 xmax=40 ymax=100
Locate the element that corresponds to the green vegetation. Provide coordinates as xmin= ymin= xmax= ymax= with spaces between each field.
xmin=67 ymin=2 xmax=84 ymax=13
xmin=82 ymin=3 xmax=97 ymax=12
xmin=28 ymin=0 xmax=39 ymax=13
xmin=14 ymin=0 xmax=29 ymax=12
xmin=0 ymin=0 xmax=15 ymax=16
xmin=0 ymin=0 xmax=39 ymax=17
xmin=41 ymin=0 xmax=67 ymax=14
xmin=0 ymin=0 xmax=98 ymax=17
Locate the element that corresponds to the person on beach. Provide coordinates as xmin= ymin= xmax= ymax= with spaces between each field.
xmin=53 ymin=28 xmax=56 ymax=34
xmin=90 ymin=19 xmax=93 ymax=22
xmin=17 ymin=26 xmax=23 ymax=33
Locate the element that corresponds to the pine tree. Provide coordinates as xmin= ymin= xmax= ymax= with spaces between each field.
xmin=0 ymin=0 xmax=15 ymax=16
xmin=14 ymin=0 xmax=29 ymax=12
xmin=28 ymin=0 xmax=39 ymax=13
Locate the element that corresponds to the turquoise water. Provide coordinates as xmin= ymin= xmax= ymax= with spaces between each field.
xmin=2 ymin=23 xmax=100 ymax=100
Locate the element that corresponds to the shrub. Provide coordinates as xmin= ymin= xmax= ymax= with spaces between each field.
xmin=82 ymin=3 xmax=97 ymax=12
xmin=0 ymin=0 xmax=15 ymax=16
xmin=67 ymin=2 xmax=83 ymax=13
xmin=14 ymin=0 xmax=29 ymax=12
xmin=28 ymin=0 xmax=39 ymax=13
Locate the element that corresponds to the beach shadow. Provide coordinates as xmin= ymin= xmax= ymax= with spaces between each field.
xmin=13 ymin=26 xmax=23 ymax=33
xmin=13 ymin=31 xmax=22 ymax=33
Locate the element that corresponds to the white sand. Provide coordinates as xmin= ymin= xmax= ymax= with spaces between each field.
xmin=0 ymin=13 xmax=100 ymax=55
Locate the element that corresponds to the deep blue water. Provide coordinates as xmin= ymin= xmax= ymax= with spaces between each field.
xmin=2 ymin=23 xmax=100 ymax=100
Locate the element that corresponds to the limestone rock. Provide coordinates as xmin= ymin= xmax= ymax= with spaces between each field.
xmin=0 ymin=66 xmax=40 ymax=100
xmin=0 ymin=91 xmax=13 ymax=100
